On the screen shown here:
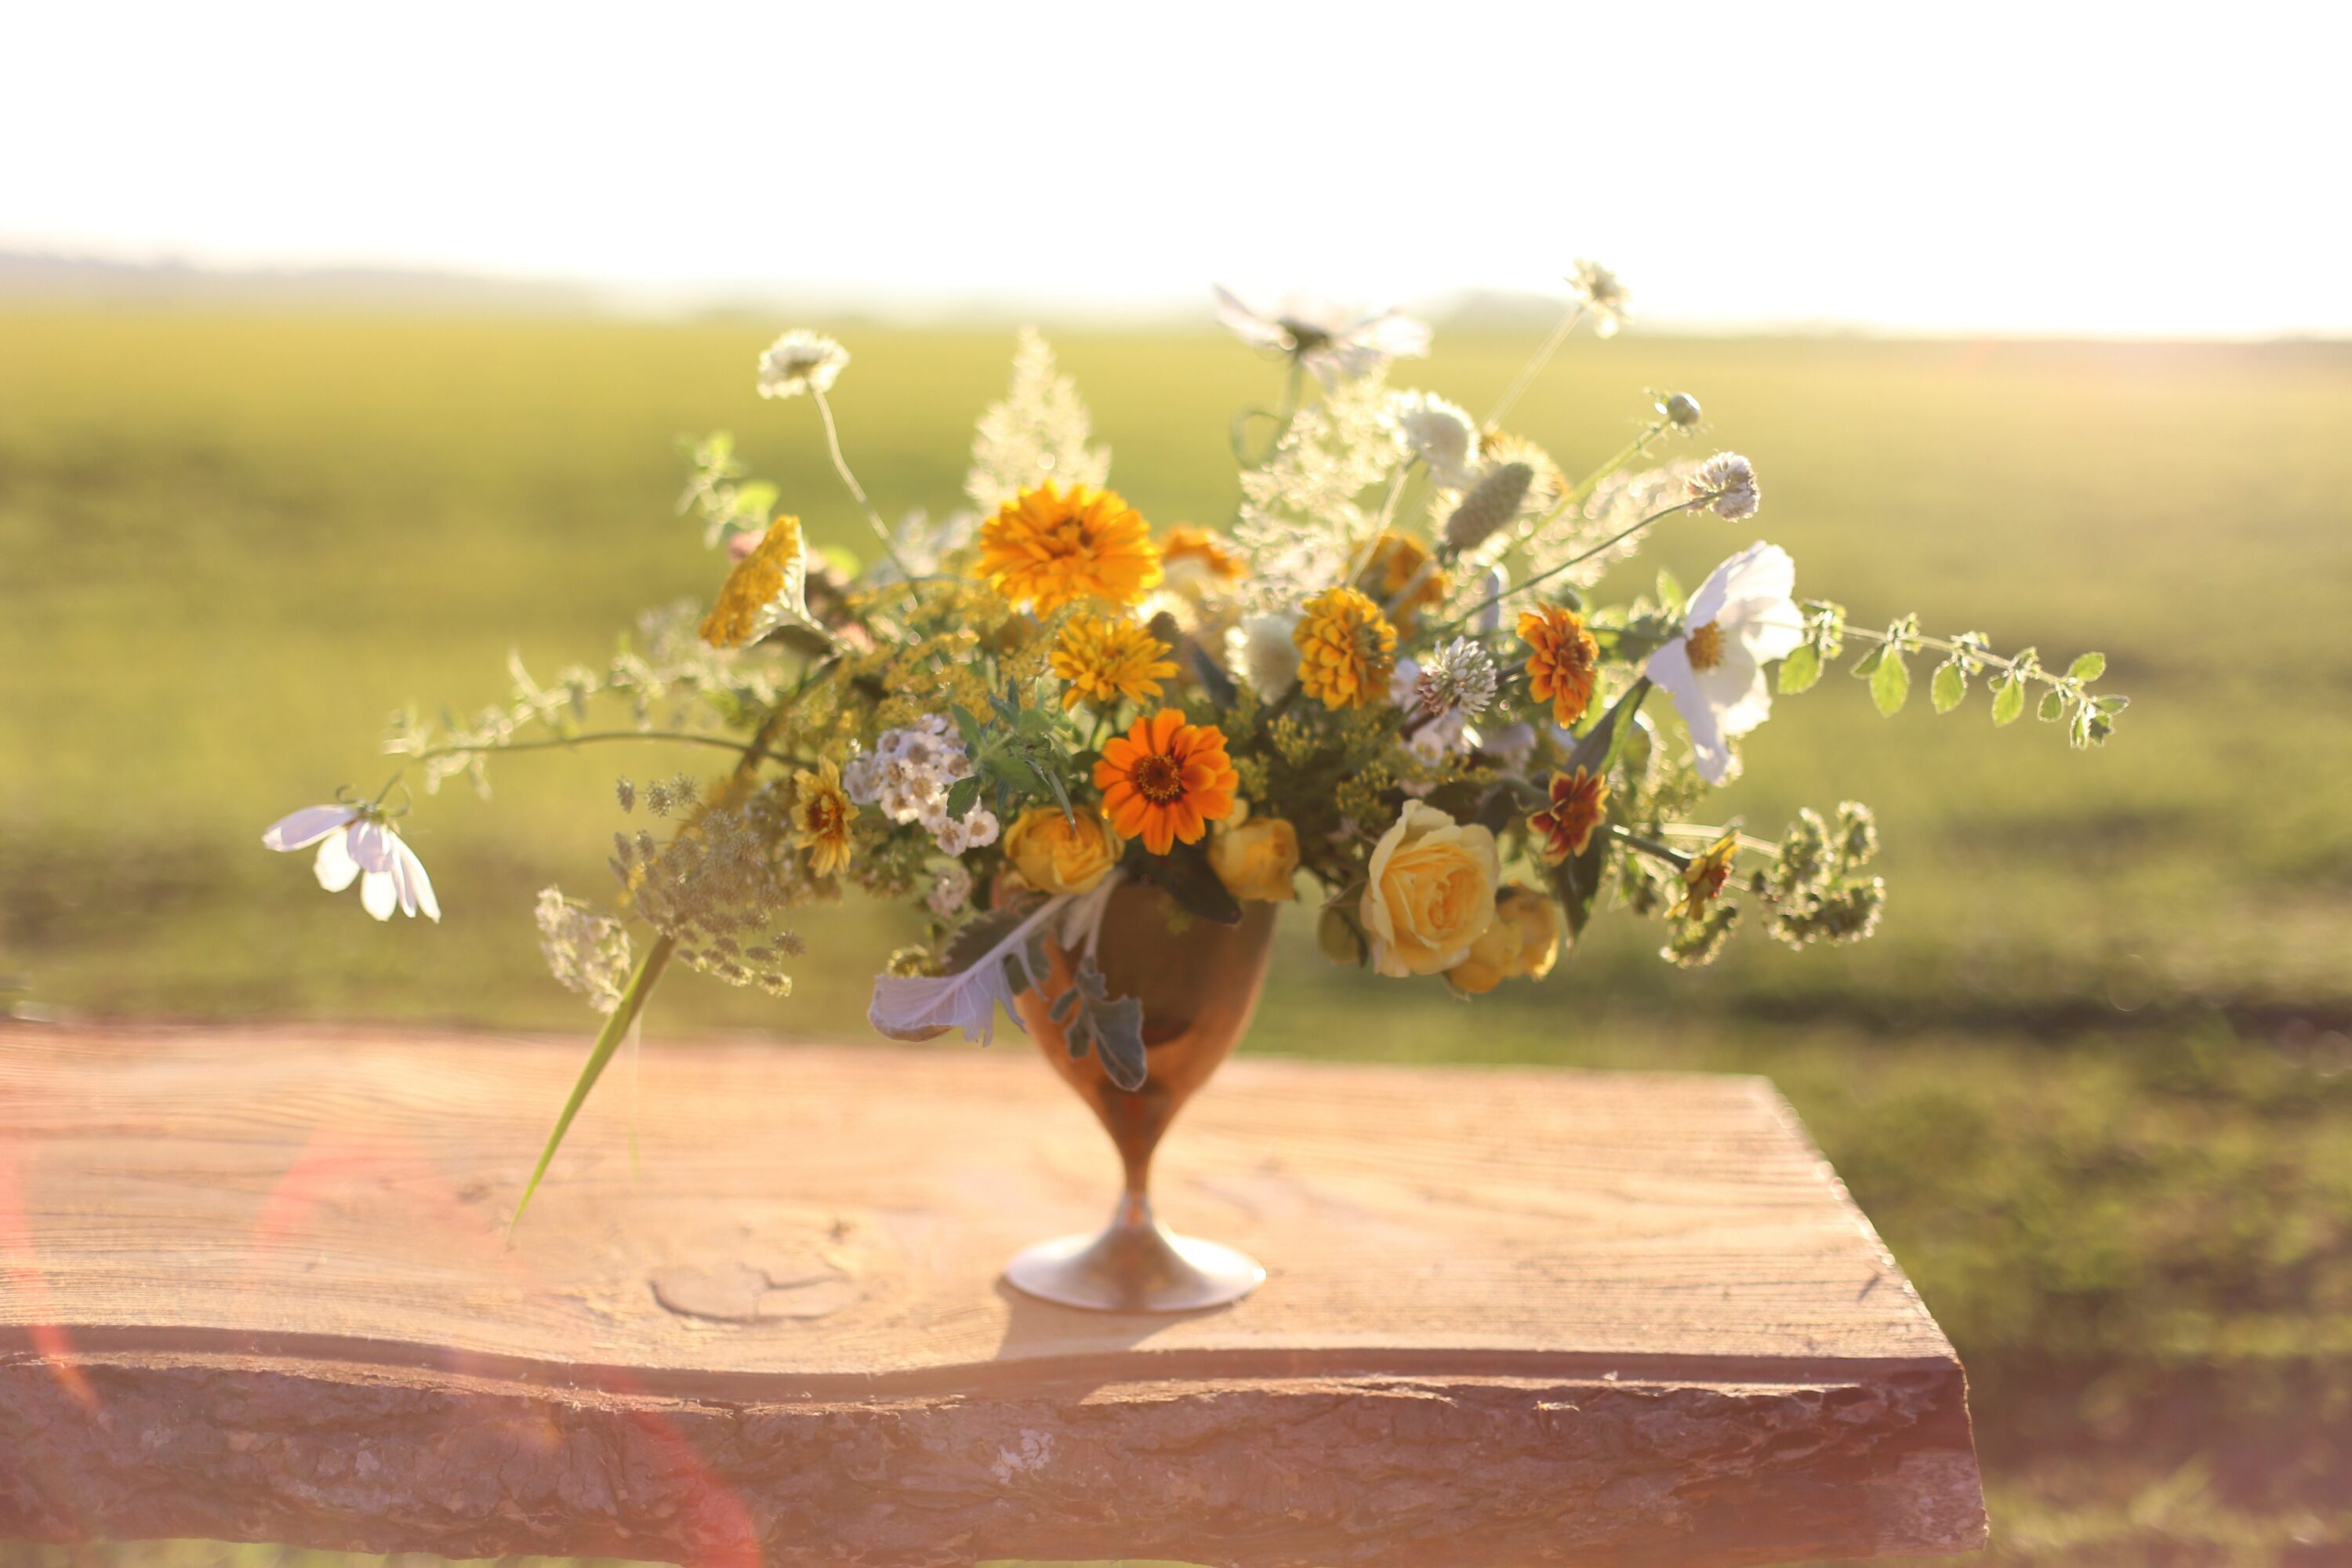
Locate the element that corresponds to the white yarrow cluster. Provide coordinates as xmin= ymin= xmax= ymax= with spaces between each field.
xmin=1691 ymin=452 xmax=1761 ymax=521
xmin=756 ymin=330 xmax=849 ymax=400
xmin=843 ymin=716 xmax=1000 ymax=854
xmin=925 ymin=860 xmax=974 ymax=921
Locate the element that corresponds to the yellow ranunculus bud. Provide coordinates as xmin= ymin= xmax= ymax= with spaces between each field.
xmin=1358 ymin=800 xmax=1499 ymax=978
xmin=1004 ymin=805 xmax=1123 ymax=896
xmin=1208 ymin=805 xmax=1301 ymax=903
xmin=1446 ymin=912 xmax=1524 ymax=995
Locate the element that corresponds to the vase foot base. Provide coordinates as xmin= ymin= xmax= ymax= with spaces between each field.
xmin=1006 ymin=1218 xmax=1265 ymax=1313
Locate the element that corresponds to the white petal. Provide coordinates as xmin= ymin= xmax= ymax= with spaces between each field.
xmin=1727 ymin=594 xmax=1807 ymax=663
xmin=393 ymin=838 xmax=441 ymax=922
xmin=1686 ymin=541 xmax=1788 ymax=629
xmin=1646 ymin=637 xmax=1733 ymax=784
xmin=346 ymin=819 xmax=397 ymax=874
xmin=359 ymin=870 xmax=397 ymax=920
xmin=1357 ymin=312 xmax=1432 ymax=359
xmin=313 ymin=833 xmax=361 ymax=892
xmin=1213 ymin=285 xmax=1285 ymax=348
xmin=263 ymin=805 xmax=357 ymax=852
xmin=1707 ymin=655 xmax=1777 ymax=740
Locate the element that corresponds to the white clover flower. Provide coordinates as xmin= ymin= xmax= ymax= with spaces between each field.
xmin=756 ymin=329 xmax=849 ymax=400
xmin=1568 ymin=260 xmax=1631 ymax=337
xmin=1416 ymin=637 xmax=1499 ymax=719
xmin=1226 ymin=611 xmax=1302 ymax=698
xmin=1690 ymin=452 xmax=1761 ymax=521
xmin=1391 ymin=390 xmax=1479 ymax=489
xmin=925 ymin=860 xmax=974 ymax=920
xmin=1214 ymin=285 xmax=1432 ymax=390
xmin=1645 ymin=542 xmax=1806 ymax=786
xmin=262 ymin=804 xmax=440 ymax=922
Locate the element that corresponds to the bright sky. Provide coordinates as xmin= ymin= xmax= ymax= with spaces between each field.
xmin=6 ymin=2 xmax=2346 ymax=336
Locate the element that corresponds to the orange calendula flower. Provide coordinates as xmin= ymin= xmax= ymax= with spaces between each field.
xmin=978 ymin=481 xmax=1162 ymax=613
xmin=1360 ymin=532 xmax=1450 ymax=634
xmin=701 ymin=514 xmax=809 ymax=648
xmin=1530 ymin=768 xmax=1610 ymax=863
xmin=790 ymin=758 xmax=858 ymax=877
xmin=1519 ymin=604 xmax=1600 ymax=728
xmin=1159 ymin=524 xmax=1245 ymax=582
xmin=1293 ymin=586 xmax=1397 ymax=710
xmin=1670 ymin=833 xmax=1740 ymax=919
xmin=1094 ymin=709 xmax=1239 ymax=855
xmin=1051 ymin=614 xmax=1178 ymax=711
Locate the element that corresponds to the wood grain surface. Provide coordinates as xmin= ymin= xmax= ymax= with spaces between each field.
xmin=0 ymin=1023 xmax=1984 ymax=1566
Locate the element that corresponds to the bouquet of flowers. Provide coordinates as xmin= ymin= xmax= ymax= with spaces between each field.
xmin=263 ymin=267 xmax=2125 ymax=1216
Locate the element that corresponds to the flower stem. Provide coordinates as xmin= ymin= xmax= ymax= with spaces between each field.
xmin=1434 ymin=497 xmax=1708 ymax=634
xmin=811 ymin=388 xmax=917 ymax=583
xmin=1498 ymin=417 xmax=1675 ymax=569
xmin=415 ymin=730 xmax=762 ymax=764
xmin=1483 ymin=302 xmax=1585 ymax=428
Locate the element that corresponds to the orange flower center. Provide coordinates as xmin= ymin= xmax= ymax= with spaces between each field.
xmin=1131 ymin=753 xmax=1185 ymax=804
xmin=1686 ymin=621 xmax=1726 ymax=673
xmin=803 ymin=797 xmax=844 ymax=835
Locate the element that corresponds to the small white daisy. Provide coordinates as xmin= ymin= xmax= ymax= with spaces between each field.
xmin=262 ymin=804 xmax=441 ymax=922
xmin=756 ymin=329 xmax=850 ymax=400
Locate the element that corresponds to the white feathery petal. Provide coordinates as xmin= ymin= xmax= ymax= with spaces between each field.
xmin=263 ymin=804 xmax=357 ymax=851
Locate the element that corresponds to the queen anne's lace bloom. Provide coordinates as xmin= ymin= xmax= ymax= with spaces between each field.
xmin=756 ymin=330 xmax=848 ymax=399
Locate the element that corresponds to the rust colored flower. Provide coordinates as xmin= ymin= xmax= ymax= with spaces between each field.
xmin=1294 ymin=586 xmax=1397 ymax=710
xmin=978 ymin=481 xmax=1162 ymax=614
xmin=1530 ymin=768 xmax=1610 ymax=863
xmin=1519 ymin=603 xmax=1600 ymax=728
xmin=1094 ymin=709 xmax=1239 ymax=855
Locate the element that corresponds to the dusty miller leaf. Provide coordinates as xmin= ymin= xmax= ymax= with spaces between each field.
xmin=1047 ymin=954 xmax=1148 ymax=1091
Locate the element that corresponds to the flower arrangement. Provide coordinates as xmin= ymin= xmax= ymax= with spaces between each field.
xmin=263 ymin=270 xmax=2126 ymax=1217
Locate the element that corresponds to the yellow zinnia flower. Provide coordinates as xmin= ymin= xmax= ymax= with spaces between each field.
xmin=1359 ymin=532 xmax=1450 ymax=635
xmin=1050 ymin=614 xmax=1178 ymax=712
xmin=1293 ymin=586 xmax=1396 ymax=710
xmin=978 ymin=481 xmax=1162 ymax=614
xmin=790 ymin=759 xmax=858 ymax=877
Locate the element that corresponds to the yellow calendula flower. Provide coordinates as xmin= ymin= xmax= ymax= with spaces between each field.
xmin=1671 ymin=833 xmax=1740 ymax=919
xmin=1208 ymin=801 xmax=1301 ymax=903
xmin=1519 ymin=603 xmax=1600 ymax=728
xmin=790 ymin=758 xmax=858 ymax=877
xmin=1049 ymin=614 xmax=1178 ymax=712
xmin=978 ymin=481 xmax=1162 ymax=614
xmin=1359 ymin=532 xmax=1450 ymax=634
xmin=701 ymin=514 xmax=810 ymax=648
xmin=1293 ymin=586 xmax=1397 ymax=710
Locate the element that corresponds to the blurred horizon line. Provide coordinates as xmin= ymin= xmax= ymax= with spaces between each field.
xmin=6 ymin=248 xmax=2347 ymax=347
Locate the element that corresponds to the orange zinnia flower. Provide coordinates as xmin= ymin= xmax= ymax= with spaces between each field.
xmin=1159 ymin=524 xmax=1245 ymax=582
xmin=1519 ymin=604 xmax=1600 ymax=728
xmin=978 ymin=481 xmax=1162 ymax=613
xmin=1094 ymin=709 xmax=1239 ymax=855
xmin=1530 ymin=768 xmax=1610 ymax=863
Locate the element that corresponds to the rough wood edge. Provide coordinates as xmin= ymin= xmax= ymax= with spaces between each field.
xmin=0 ymin=1348 xmax=1988 ymax=1567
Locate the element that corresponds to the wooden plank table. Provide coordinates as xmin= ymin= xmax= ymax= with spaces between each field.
xmin=0 ymin=1023 xmax=1984 ymax=1566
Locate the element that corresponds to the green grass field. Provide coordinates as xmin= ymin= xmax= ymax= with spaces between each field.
xmin=2 ymin=309 xmax=2348 ymax=1565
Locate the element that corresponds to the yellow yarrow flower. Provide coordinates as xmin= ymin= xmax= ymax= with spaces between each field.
xmin=978 ymin=481 xmax=1162 ymax=614
xmin=701 ymin=514 xmax=810 ymax=649
xmin=1293 ymin=586 xmax=1396 ymax=710
xmin=790 ymin=758 xmax=858 ymax=878
xmin=1050 ymin=614 xmax=1179 ymax=711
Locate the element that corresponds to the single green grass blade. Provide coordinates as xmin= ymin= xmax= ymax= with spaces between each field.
xmin=509 ymin=931 xmax=676 ymax=1236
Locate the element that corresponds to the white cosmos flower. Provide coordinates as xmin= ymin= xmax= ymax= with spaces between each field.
xmin=262 ymin=804 xmax=441 ymax=922
xmin=1644 ymin=542 xmax=1806 ymax=786
xmin=1213 ymin=286 xmax=1432 ymax=389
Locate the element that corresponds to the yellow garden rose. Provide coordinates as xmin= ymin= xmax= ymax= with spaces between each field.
xmin=1208 ymin=803 xmax=1301 ymax=902
xmin=1448 ymin=884 xmax=1561 ymax=993
xmin=1004 ymin=805 xmax=1123 ymax=896
xmin=1359 ymin=800 xmax=1499 ymax=978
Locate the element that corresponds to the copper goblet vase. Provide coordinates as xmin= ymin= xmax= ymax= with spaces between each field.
xmin=1006 ymin=880 xmax=1276 ymax=1312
